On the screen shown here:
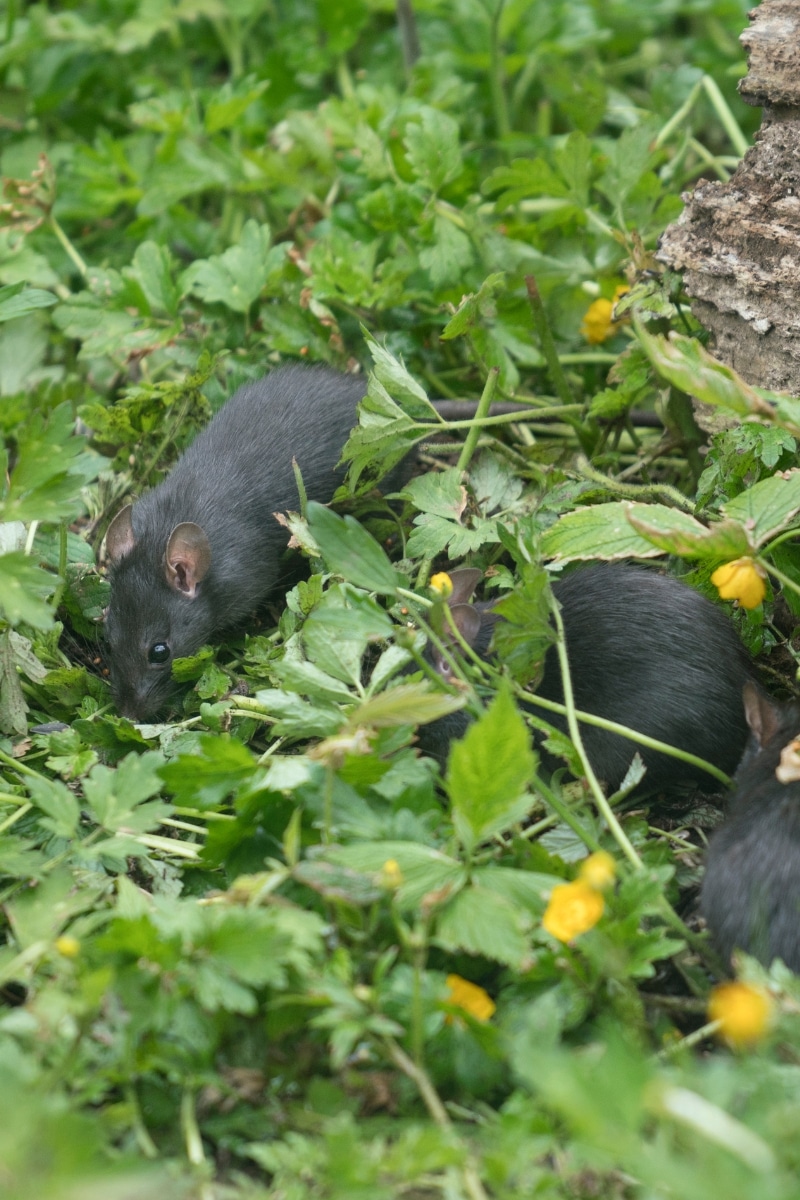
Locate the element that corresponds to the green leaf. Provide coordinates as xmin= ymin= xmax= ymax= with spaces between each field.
xmin=636 ymin=322 xmax=774 ymax=418
xmin=440 ymin=272 xmax=507 ymax=341
xmin=419 ymin=214 xmax=474 ymax=288
xmin=159 ymin=736 xmax=257 ymax=808
xmin=493 ymin=567 xmax=554 ymax=683
xmin=723 ymin=470 xmax=800 ymax=548
xmin=0 ymin=552 xmax=55 ymax=629
xmin=306 ymin=501 xmax=402 ymax=594
xmin=27 ymin=776 xmax=81 ymax=840
xmin=180 ymin=220 xmax=277 ymax=313
xmin=327 ymin=841 xmax=467 ymax=909
xmin=0 ymin=282 xmax=57 ymax=323
xmin=446 ymin=683 xmax=536 ymax=853
xmin=82 ymin=751 xmax=168 ymax=834
xmin=404 ymin=107 xmax=463 ymax=192
xmin=0 ymin=627 xmax=28 ymax=735
xmin=540 ymin=502 xmax=665 ymax=562
xmin=204 ymin=77 xmax=270 ymax=133
xmin=483 ymin=158 xmax=570 ymax=208
xmin=624 ymin=506 xmax=751 ymax=559
xmin=435 ymin=885 xmax=530 ymax=968
xmin=348 ymin=682 xmax=466 ymax=728
xmin=127 ymin=240 xmax=179 ymax=315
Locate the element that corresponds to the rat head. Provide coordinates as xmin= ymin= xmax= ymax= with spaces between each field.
xmin=103 ymin=505 xmax=213 ymax=721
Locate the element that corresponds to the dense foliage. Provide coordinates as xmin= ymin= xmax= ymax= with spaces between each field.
xmin=2 ymin=2 xmax=800 ymax=1198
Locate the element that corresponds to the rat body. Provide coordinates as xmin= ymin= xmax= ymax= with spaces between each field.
xmin=418 ymin=563 xmax=753 ymax=792
xmin=700 ymin=686 xmax=800 ymax=971
xmin=103 ymin=364 xmax=541 ymax=719
xmin=104 ymin=365 xmax=368 ymax=719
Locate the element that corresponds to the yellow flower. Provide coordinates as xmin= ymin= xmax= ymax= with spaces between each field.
xmin=430 ymin=572 xmax=454 ymax=599
xmin=711 ymin=558 xmax=766 ymax=610
xmin=580 ymin=285 xmax=629 ymax=344
xmin=381 ymin=858 xmax=403 ymax=889
xmin=55 ymin=935 xmax=80 ymax=958
xmin=446 ymin=974 xmax=496 ymax=1022
xmin=578 ymin=850 xmax=616 ymax=891
xmin=708 ymin=981 xmax=773 ymax=1048
xmin=542 ymin=880 xmax=604 ymax=942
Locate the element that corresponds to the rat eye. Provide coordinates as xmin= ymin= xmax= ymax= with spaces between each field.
xmin=148 ymin=642 xmax=171 ymax=665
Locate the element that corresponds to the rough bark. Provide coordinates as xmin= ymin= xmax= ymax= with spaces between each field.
xmin=657 ymin=0 xmax=800 ymax=429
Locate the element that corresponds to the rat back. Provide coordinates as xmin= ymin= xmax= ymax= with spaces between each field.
xmin=701 ymin=690 xmax=800 ymax=971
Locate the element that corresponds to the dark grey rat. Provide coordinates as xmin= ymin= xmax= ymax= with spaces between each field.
xmin=103 ymin=364 xmax=529 ymax=719
xmin=104 ymin=364 xmax=369 ymax=720
xmin=700 ymin=685 xmax=800 ymax=971
xmin=417 ymin=562 xmax=754 ymax=793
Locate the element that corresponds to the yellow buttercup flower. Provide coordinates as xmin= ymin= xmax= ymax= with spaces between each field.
xmin=711 ymin=558 xmax=766 ymax=610
xmin=430 ymin=572 xmax=454 ymax=599
xmin=542 ymin=880 xmax=604 ymax=942
xmin=580 ymin=285 xmax=629 ymax=344
xmin=380 ymin=858 xmax=403 ymax=889
xmin=55 ymin=935 xmax=80 ymax=958
xmin=708 ymin=981 xmax=773 ymax=1048
xmin=446 ymin=974 xmax=496 ymax=1022
xmin=579 ymin=850 xmax=616 ymax=891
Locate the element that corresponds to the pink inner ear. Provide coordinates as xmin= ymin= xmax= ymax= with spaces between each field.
xmin=170 ymin=560 xmax=193 ymax=594
xmin=164 ymin=522 xmax=211 ymax=599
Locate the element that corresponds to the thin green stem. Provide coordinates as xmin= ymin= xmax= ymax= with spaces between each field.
xmin=701 ymin=74 xmax=749 ymax=157
xmin=525 ymin=276 xmax=576 ymax=411
xmin=655 ymin=78 xmax=703 ymax=147
xmin=488 ymin=0 xmax=510 ymax=141
xmin=760 ymin=558 xmax=800 ymax=602
xmin=549 ymin=599 xmax=643 ymax=869
xmin=516 ymin=686 xmax=731 ymax=787
xmin=456 ymin=368 xmax=498 ymax=473
xmin=49 ymin=215 xmax=88 ymax=277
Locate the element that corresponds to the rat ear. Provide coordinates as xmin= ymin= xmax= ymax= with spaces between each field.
xmin=742 ymin=681 xmax=783 ymax=748
xmin=105 ymin=505 xmax=136 ymax=563
xmin=447 ymin=568 xmax=483 ymax=606
xmin=165 ymin=523 xmax=211 ymax=598
xmin=447 ymin=603 xmax=483 ymax=648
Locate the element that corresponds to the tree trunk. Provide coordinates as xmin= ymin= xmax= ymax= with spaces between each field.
xmin=657 ymin=0 xmax=800 ymax=429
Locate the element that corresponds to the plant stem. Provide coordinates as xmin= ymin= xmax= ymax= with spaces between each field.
xmin=488 ymin=0 xmax=510 ymax=141
xmin=701 ymin=74 xmax=749 ymax=157
xmin=549 ymin=599 xmax=643 ymax=869
xmin=456 ymin=368 xmax=498 ymax=472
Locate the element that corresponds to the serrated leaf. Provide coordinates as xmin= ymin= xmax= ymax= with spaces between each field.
xmin=493 ymin=567 xmax=553 ymax=683
xmin=204 ymin=77 xmax=270 ymax=133
xmin=327 ymin=841 xmax=467 ymax=909
xmin=0 ymin=627 xmax=27 ymax=735
xmin=404 ymin=469 xmax=467 ymax=520
xmin=306 ymin=501 xmax=401 ymax=594
xmin=540 ymin=502 xmax=664 ymax=562
xmin=636 ymin=322 xmax=774 ymax=418
xmin=0 ymin=283 xmax=57 ymax=323
xmin=0 ymin=552 xmax=55 ymax=628
xmin=447 ymin=683 xmax=536 ymax=853
xmin=435 ymin=885 xmax=530 ymax=967
xmin=404 ymin=107 xmax=462 ymax=192
xmin=440 ymin=272 xmax=507 ymax=341
xmin=483 ymin=158 xmax=569 ymax=208
xmin=159 ymin=735 xmax=258 ymax=808
xmin=419 ymin=214 xmax=473 ymax=288
xmin=27 ymin=775 xmax=81 ymax=839
xmin=128 ymin=240 xmax=179 ymax=316
xmin=624 ymin=505 xmax=751 ymax=559
xmin=722 ymin=469 xmax=800 ymax=547
xmin=82 ymin=750 xmax=168 ymax=833
xmin=348 ymin=682 xmax=465 ymax=729
xmin=181 ymin=220 xmax=276 ymax=313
